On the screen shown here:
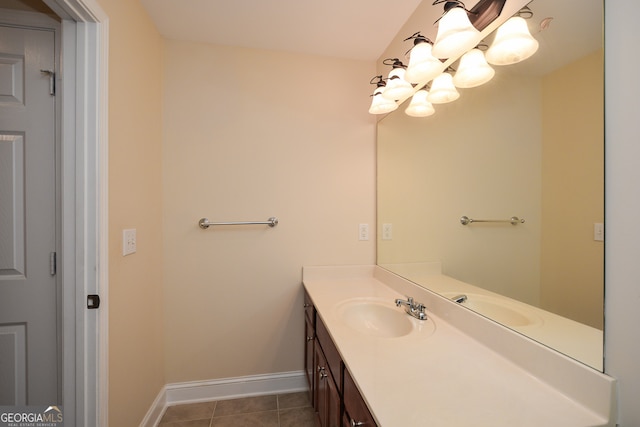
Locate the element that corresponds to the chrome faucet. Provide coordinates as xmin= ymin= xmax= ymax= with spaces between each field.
xmin=451 ymin=294 xmax=468 ymax=304
xmin=395 ymin=296 xmax=427 ymax=320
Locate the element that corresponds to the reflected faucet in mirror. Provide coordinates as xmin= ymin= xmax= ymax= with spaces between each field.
xmin=451 ymin=294 xmax=468 ymax=304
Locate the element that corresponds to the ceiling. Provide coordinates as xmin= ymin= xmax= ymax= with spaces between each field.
xmin=139 ymin=0 xmax=601 ymax=72
xmin=139 ymin=0 xmax=423 ymax=61
xmin=2 ymin=0 xmax=602 ymax=67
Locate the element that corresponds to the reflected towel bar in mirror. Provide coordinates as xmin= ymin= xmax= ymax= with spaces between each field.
xmin=460 ymin=216 xmax=525 ymax=226
xmin=198 ymin=217 xmax=279 ymax=229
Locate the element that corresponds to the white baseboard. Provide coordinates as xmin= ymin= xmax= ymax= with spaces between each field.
xmin=140 ymin=371 xmax=307 ymax=427
xmin=139 ymin=385 xmax=167 ymax=427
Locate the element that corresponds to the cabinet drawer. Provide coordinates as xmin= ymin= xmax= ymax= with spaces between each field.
xmin=315 ymin=315 xmax=342 ymax=393
xmin=343 ymin=368 xmax=377 ymax=427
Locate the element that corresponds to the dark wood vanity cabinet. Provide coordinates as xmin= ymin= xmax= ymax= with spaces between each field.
xmin=314 ymin=339 xmax=341 ymax=427
xmin=304 ymin=289 xmax=378 ymax=427
xmin=343 ymin=369 xmax=377 ymax=427
xmin=304 ymin=291 xmax=315 ymax=403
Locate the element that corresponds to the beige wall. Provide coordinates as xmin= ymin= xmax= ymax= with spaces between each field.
xmin=540 ymin=50 xmax=604 ymax=328
xmin=161 ymin=40 xmax=376 ymax=383
xmin=98 ymin=0 xmax=166 ymax=425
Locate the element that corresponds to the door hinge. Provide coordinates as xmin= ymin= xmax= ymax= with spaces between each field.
xmin=40 ymin=69 xmax=55 ymax=96
xmin=87 ymin=294 xmax=101 ymax=309
xmin=49 ymin=252 xmax=56 ymax=276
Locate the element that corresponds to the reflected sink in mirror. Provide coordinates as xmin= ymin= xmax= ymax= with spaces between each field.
xmin=443 ymin=293 xmax=542 ymax=328
xmin=336 ymin=298 xmax=433 ymax=338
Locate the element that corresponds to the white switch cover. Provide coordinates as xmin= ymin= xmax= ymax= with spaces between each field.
xmin=359 ymin=224 xmax=369 ymax=241
xmin=594 ymin=223 xmax=604 ymax=242
xmin=123 ymin=228 xmax=137 ymax=256
xmin=382 ymin=223 xmax=393 ymax=240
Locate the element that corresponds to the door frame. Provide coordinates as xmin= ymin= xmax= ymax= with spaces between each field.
xmin=39 ymin=0 xmax=108 ymax=425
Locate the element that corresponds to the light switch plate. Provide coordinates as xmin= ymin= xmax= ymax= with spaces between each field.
xmin=594 ymin=223 xmax=604 ymax=242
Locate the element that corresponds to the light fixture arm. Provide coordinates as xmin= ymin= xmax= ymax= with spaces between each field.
xmin=369 ymin=75 xmax=387 ymax=91
xmin=433 ymin=0 xmax=507 ymax=31
xmin=382 ymin=58 xmax=408 ymax=83
xmin=403 ymin=32 xmax=435 ymax=56
xmin=404 ymin=32 xmax=434 ymax=46
xmin=432 ymin=0 xmax=475 ymax=20
xmin=515 ymin=6 xmax=534 ymax=19
xmin=382 ymin=58 xmax=407 ymax=69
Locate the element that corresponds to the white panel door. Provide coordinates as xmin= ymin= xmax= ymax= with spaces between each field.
xmin=0 ymin=24 xmax=59 ymax=406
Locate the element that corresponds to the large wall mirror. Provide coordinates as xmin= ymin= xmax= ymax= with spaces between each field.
xmin=377 ymin=0 xmax=604 ymax=370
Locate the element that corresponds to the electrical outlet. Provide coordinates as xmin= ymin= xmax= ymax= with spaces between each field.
xmin=123 ymin=228 xmax=137 ymax=256
xmin=382 ymin=223 xmax=393 ymax=240
xmin=359 ymin=223 xmax=369 ymax=241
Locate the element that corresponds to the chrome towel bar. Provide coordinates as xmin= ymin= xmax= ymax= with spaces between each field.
xmin=198 ymin=217 xmax=279 ymax=229
xmin=460 ymin=216 xmax=524 ymax=226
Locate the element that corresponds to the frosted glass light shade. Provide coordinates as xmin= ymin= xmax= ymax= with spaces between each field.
xmin=432 ymin=7 xmax=481 ymax=59
xmin=485 ymin=16 xmax=539 ymax=65
xmin=368 ymin=87 xmax=398 ymax=114
xmin=453 ymin=48 xmax=495 ymax=88
xmin=427 ymin=73 xmax=460 ymax=104
xmin=381 ymin=67 xmax=414 ymax=100
xmin=405 ymin=89 xmax=435 ymax=117
xmin=405 ymin=42 xmax=445 ymax=84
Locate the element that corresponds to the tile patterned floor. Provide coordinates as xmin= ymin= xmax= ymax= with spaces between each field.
xmin=158 ymin=392 xmax=316 ymax=427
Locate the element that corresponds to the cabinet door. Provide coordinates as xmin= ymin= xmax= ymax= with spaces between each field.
xmin=305 ymin=316 xmax=315 ymax=402
xmin=316 ymin=316 xmax=342 ymax=393
xmin=326 ymin=368 xmax=341 ymax=427
xmin=343 ymin=368 xmax=377 ymax=427
xmin=314 ymin=342 xmax=329 ymax=426
xmin=315 ymin=341 xmax=342 ymax=427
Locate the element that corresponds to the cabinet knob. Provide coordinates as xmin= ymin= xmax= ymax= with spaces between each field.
xmin=317 ymin=366 xmax=328 ymax=379
xmin=306 ymin=335 xmax=314 ymax=342
xmin=351 ymin=419 xmax=365 ymax=426
xmin=304 ymin=303 xmax=311 ymax=308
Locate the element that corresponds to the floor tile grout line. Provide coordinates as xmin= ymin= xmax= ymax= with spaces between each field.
xmin=208 ymin=400 xmax=216 ymax=427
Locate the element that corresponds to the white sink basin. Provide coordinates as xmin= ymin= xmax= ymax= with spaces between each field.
xmin=336 ymin=299 xmax=414 ymax=338
xmin=445 ymin=293 xmax=542 ymax=328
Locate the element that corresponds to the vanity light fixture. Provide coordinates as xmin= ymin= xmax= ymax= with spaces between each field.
xmin=427 ymin=72 xmax=460 ymax=103
xmin=485 ymin=6 xmax=539 ymax=65
xmin=404 ymin=33 xmax=445 ymax=84
xmin=405 ymin=89 xmax=436 ymax=117
xmin=368 ymin=75 xmax=399 ymax=114
xmin=381 ymin=58 xmax=414 ymax=100
xmin=431 ymin=1 xmax=482 ymax=59
xmin=452 ymin=47 xmax=495 ymax=88
xmin=368 ymin=0 xmax=535 ymax=116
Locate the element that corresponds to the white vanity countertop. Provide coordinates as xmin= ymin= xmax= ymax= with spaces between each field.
xmin=303 ymin=265 xmax=615 ymax=427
